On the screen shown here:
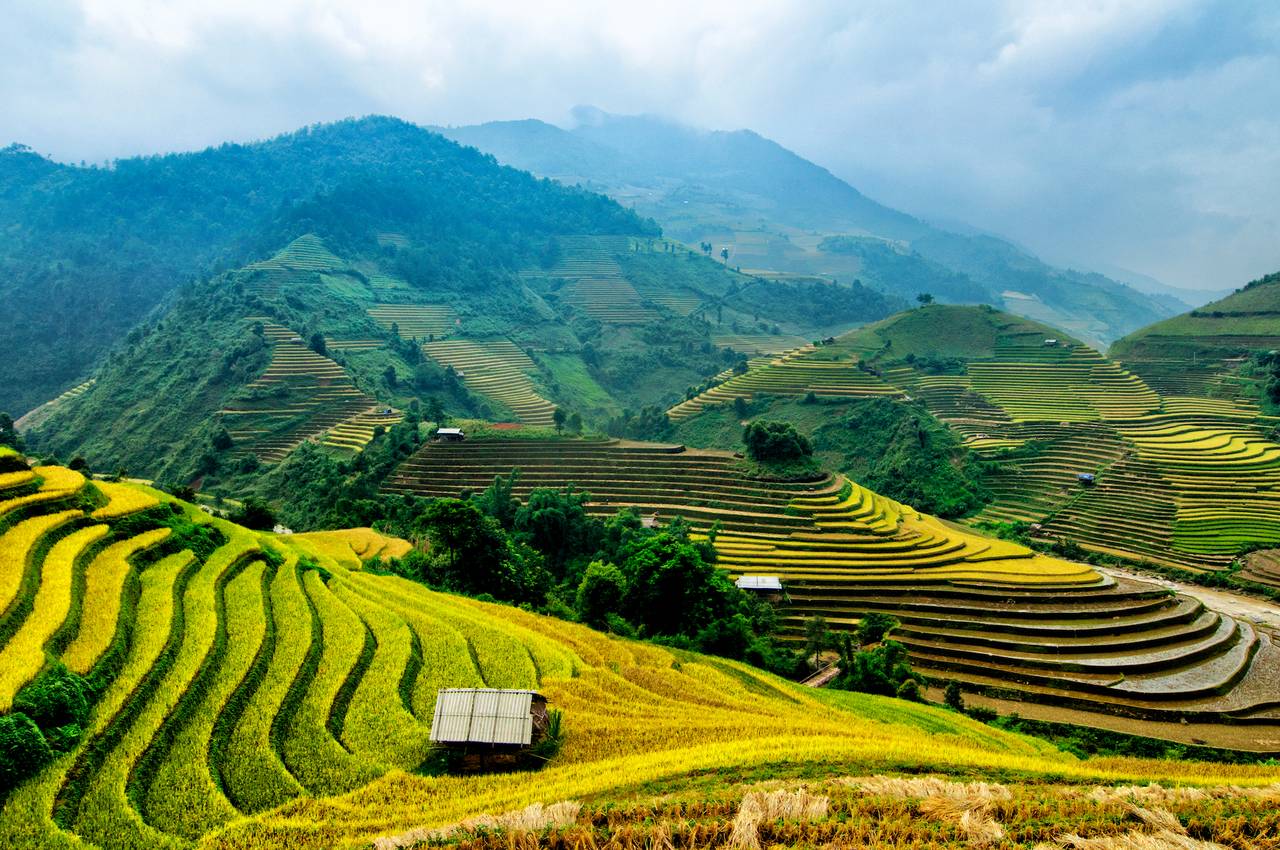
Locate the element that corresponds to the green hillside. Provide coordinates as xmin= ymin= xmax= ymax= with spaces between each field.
xmin=17 ymin=219 xmax=895 ymax=488
xmin=1112 ymin=269 xmax=1280 ymax=399
xmin=8 ymin=459 xmax=1278 ymax=849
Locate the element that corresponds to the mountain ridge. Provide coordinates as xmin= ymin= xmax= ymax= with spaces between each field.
xmin=437 ymin=111 xmax=1182 ymax=347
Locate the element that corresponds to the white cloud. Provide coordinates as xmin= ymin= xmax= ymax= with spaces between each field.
xmin=0 ymin=0 xmax=1275 ymax=289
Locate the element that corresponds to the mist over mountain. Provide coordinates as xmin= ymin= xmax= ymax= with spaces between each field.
xmin=440 ymin=110 xmax=1184 ymax=347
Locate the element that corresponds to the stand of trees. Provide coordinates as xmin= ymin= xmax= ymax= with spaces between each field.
xmin=377 ymin=473 xmax=804 ymax=677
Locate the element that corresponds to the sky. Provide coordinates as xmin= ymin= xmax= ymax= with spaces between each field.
xmin=2 ymin=0 xmax=1277 ymax=293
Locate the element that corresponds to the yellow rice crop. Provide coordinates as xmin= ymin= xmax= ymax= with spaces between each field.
xmin=0 ymin=524 xmax=108 ymax=710
xmin=90 ymin=481 xmax=159 ymax=519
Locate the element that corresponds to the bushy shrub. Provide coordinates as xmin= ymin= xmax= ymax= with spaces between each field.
xmin=13 ymin=664 xmax=90 ymax=735
xmin=0 ymin=713 xmax=52 ymax=792
xmin=575 ymin=560 xmax=626 ymax=628
xmin=743 ymin=420 xmax=812 ymax=462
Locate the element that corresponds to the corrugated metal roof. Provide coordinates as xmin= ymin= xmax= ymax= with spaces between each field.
xmin=430 ymin=688 xmax=536 ymax=745
xmin=736 ymin=575 xmax=782 ymax=591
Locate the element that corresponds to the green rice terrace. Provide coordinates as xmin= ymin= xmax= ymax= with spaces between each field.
xmin=383 ymin=436 xmax=1280 ymax=749
xmin=420 ymin=338 xmax=558 ymax=425
xmin=1111 ymin=271 xmax=1280 ymax=399
xmin=218 ymin=321 xmax=379 ymax=463
xmin=674 ymin=304 xmax=1280 ymax=583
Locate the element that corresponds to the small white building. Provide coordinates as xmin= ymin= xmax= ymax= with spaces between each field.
xmin=435 ymin=427 xmax=466 ymax=442
xmin=735 ymin=575 xmax=783 ymax=593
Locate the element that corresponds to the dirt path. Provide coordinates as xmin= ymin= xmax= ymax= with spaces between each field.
xmin=1096 ymin=564 xmax=1280 ymax=633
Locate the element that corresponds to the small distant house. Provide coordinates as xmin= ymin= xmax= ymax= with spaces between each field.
xmin=1077 ymin=473 xmax=1096 ymax=485
xmin=1044 ymin=338 xmax=1059 ymax=346
xmin=641 ymin=512 xmax=661 ymax=529
xmin=431 ymin=688 xmax=549 ymax=770
xmin=435 ymin=427 xmax=465 ymax=442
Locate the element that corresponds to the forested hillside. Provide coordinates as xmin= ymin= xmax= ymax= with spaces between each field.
xmin=0 ymin=117 xmax=649 ymax=415
xmin=17 ymin=183 xmax=895 ymax=487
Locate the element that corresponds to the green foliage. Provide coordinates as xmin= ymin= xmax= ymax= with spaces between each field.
xmin=513 ymin=487 xmax=596 ymax=577
xmin=943 ymin=680 xmax=965 ymax=712
xmin=0 ymin=712 xmax=52 ymax=794
xmin=0 ymin=413 xmax=22 ymax=451
xmin=574 ymin=560 xmax=626 ymax=629
xmin=415 ymin=499 xmax=548 ymax=603
xmin=0 ymin=663 xmax=94 ymax=794
xmin=743 ymin=420 xmax=812 ymax=462
xmin=230 ymin=497 xmax=277 ymax=531
xmin=13 ymin=663 xmax=91 ymax=735
xmin=856 ymin=612 xmax=900 ymax=646
xmin=812 ymin=398 xmax=990 ymax=518
xmin=833 ymin=638 xmax=924 ymax=700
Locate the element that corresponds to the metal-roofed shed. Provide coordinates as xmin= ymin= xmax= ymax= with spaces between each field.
xmin=430 ymin=688 xmax=547 ymax=747
xmin=735 ymin=575 xmax=783 ymax=592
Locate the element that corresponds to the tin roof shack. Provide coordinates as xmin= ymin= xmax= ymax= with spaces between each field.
xmin=735 ymin=575 xmax=784 ymax=602
xmin=435 ymin=427 xmax=466 ymax=442
xmin=429 ymin=688 xmax=552 ymax=772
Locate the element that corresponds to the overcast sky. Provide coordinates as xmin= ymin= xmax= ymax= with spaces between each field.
xmin=3 ymin=0 xmax=1277 ymax=292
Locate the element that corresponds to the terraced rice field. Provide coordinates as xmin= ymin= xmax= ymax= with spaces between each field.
xmin=1119 ymin=420 xmax=1280 ymax=556
xmin=669 ymin=345 xmax=902 ymax=420
xmin=557 ymin=278 xmax=658 ymax=324
xmin=321 ymin=408 xmax=404 ymax=452
xmin=324 ymin=338 xmax=384 ymax=352
xmin=13 ymin=379 xmax=96 ymax=430
xmin=421 ymin=338 xmax=556 ymax=425
xmin=220 ymin=321 xmax=376 ymax=462
xmin=636 ymin=287 xmax=703 ymax=315
xmin=828 ymin=326 xmax=1280 ymax=581
xmin=965 ymin=341 xmax=1160 ymax=422
xmin=525 ymin=235 xmax=632 ymax=280
xmin=383 ymin=438 xmax=1280 ymax=744
xmin=712 ymin=333 xmax=812 ymax=355
xmin=366 ymin=304 xmax=458 ymax=339
xmin=13 ymin=463 xmax=1249 ymax=850
xmin=239 ymin=235 xmax=347 ymax=296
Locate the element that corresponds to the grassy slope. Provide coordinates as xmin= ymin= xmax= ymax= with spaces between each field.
xmin=1112 ymin=272 xmax=1280 ymax=352
xmin=842 ymin=304 xmax=1082 ymax=361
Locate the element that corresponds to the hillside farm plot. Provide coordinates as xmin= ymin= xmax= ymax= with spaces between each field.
xmin=556 ymin=278 xmax=658 ymax=324
xmin=366 ymin=304 xmax=458 ymax=339
xmin=421 ymin=338 xmax=556 ymax=425
xmin=321 ymin=407 xmax=404 ymax=452
xmin=15 ymin=468 xmax=1260 ymax=850
xmin=669 ymin=345 xmax=901 ymax=420
xmin=635 ymin=286 xmax=704 ymax=315
xmin=323 ymin=338 xmax=384 ymax=352
xmin=238 ymin=234 xmax=347 ymax=296
xmin=966 ymin=343 xmax=1160 ymax=422
xmin=524 ymin=234 xmax=633 ymax=280
xmin=1121 ymin=420 xmax=1280 ymax=556
xmin=384 ymin=437 xmax=1280 ymax=742
xmin=712 ymin=333 xmax=811 ymax=354
xmin=220 ymin=320 xmax=376 ymax=462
